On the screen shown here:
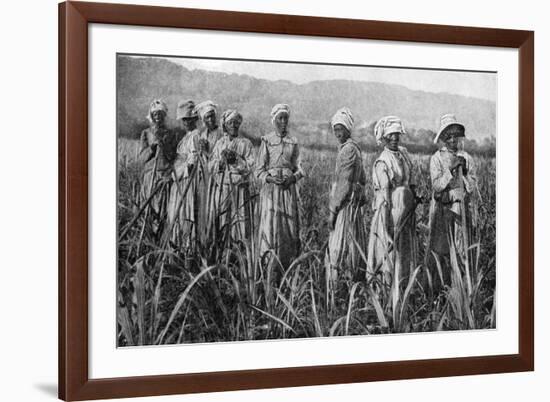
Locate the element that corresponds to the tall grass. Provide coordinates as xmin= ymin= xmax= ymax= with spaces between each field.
xmin=116 ymin=138 xmax=496 ymax=346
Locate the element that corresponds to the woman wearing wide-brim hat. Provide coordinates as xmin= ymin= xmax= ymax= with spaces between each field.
xmin=426 ymin=114 xmax=479 ymax=290
xmin=167 ymin=99 xmax=203 ymax=252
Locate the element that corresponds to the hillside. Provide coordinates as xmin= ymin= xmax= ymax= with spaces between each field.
xmin=117 ymin=56 xmax=496 ymax=147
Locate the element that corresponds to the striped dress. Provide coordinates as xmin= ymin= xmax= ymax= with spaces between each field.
xmin=367 ymin=146 xmax=419 ymax=288
xmin=327 ymin=139 xmax=368 ymax=277
xmin=255 ymin=132 xmax=304 ymax=270
xmin=168 ymin=129 xmax=203 ymax=250
xmin=207 ymin=135 xmax=255 ymax=243
xmin=427 ymin=146 xmax=478 ymax=284
xmin=137 ymin=125 xmax=180 ymax=232
xmin=199 ymin=126 xmax=223 ymax=159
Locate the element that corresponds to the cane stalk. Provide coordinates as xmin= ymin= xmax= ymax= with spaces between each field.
xmin=119 ymin=179 xmax=166 ymax=242
xmin=136 ymin=153 xmax=159 ymax=256
xmin=159 ymin=161 xmax=200 ymax=251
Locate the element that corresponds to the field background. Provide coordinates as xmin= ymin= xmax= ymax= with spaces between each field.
xmin=117 ymin=133 xmax=496 ymax=346
xmin=116 ymin=55 xmax=496 ymax=346
xmin=6 ymin=1 xmax=547 ymax=401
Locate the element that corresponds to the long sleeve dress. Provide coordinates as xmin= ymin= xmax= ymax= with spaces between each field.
xmin=367 ymin=146 xmax=419 ymax=289
xmin=168 ymin=129 xmax=203 ymax=250
xmin=427 ymin=146 xmax=478 ymax=282
xmin=255 ymin=132 xmax=304 ymax=270
xmin=327 ymin=139 xmax=368 ymax=277
xmin=199 ymin=126 xmax=223 ymax=159
xmin=138 ymin=125 xmax=179 ymax=228
xmin=207 ymin=135 xmax=255 ymax=244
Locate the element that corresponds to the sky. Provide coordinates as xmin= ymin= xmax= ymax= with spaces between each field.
xmin=161 ymin=56 xmax=497 ymax=102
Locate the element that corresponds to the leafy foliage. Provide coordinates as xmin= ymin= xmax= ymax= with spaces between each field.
xmin=116 ymin=138 xmax=496 ymax=346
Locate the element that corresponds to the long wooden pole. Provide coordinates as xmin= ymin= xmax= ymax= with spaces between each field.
xmin=457 ymin=165 xmax=472 ymax=296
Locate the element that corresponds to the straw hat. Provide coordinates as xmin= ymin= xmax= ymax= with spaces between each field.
xmin=434 ymin=114 xmax=465 ymax=144
xmin=176 ymin=100 xmax=198 ymax=120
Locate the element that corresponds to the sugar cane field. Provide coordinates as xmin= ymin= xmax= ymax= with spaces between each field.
xmin=116 ymin=138 xmax=496 ymax=346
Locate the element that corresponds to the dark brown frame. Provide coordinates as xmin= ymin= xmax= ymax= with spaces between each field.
xmin=59 ymin=1 xmax=534 ymax=400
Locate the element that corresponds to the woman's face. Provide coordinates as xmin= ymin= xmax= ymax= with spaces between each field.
xmin=274 ymin=112 xmax=289 ymax=136
xmin=180 ymin=117 xmax=197 ymax=132
xmin=333 ymin=124 xmax=350 ymax=144
xmin=151 ymin=110 xmax=165 ymax=125
xmin=385 ymin=132 xmax=400 ymax=151
xmin=225 ymin=119 xmax=241 ymax=138
xmin=203 ymin=110 xmax=217 ymax=131
xmin=444 ymin=134 xmax=459 ymax=152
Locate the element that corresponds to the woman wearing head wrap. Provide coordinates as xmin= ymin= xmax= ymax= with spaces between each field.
xmin=138 ymin=99 xmax=179 ymax=236
xmin=256 ymin=104 xmax=304 ymax=275
xmin=167 ymin=99 xmax=204 ymax=251
xmin=196 ymin=100 xmax=222 ymax=158
xmin=326 ymin=108 xmax=368 ymax=285
xmin=206 ymin=110 xmax=255 ymax=246
xmin=427 ymin=114 xmax=479 ymax=291
xmin=367 ymin=116 xmax=419 ymax=291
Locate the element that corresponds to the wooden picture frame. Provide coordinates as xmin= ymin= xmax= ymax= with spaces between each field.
xmin=59 ymin=1 xmax=534 ymax=400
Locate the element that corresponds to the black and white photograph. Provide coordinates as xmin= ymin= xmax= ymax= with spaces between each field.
xmin=116 ymin=53 xmax=497 ymax=346
xmin=2 ymin=0 xmax=547 ymax=400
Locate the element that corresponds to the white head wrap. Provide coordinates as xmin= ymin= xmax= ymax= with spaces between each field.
xmin=221 ymin=109 xmax=243 ymax=133
xmin=374 ymin=116 xmax=406 ymax=145
xmin=330 ymin=107 xmax=354 ymax=133
xmin=195 ymin=100 xmax=218 ymax=121
xmin=147 ymin=99 xmax=168 ymax=122
xmin=270 ymin=103 xmax=291 ymax=125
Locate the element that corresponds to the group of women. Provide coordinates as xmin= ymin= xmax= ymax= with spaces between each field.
xmin=138 ymin=98 xmax=478 ymax=291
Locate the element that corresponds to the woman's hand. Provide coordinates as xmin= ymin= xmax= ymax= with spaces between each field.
xmin=159 ymin=171 xmax=172 ymax=184
xmin=198 ymin=138 xmax=209 ymax=153
xmin=266 ymin=174 xmax=296 ymax=187
xmin=281 ymin=175 xmax=297 ymax=189
xmin=222 ymin=149 xmax=237 ymax=165
xmin=266 ymin=175 xmax=284 ymax=185
xmin=410 ymin=185 xmax=423 ymax=204
xmin=451 ymin=156 xmax=468 ymax=176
